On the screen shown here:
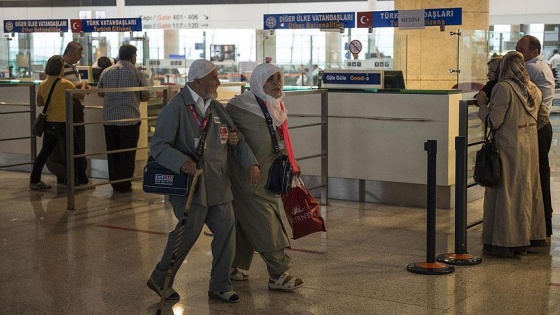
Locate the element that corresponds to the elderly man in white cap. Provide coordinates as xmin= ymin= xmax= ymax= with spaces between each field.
xmin=147 ymin=59 xmax=260 ymax=303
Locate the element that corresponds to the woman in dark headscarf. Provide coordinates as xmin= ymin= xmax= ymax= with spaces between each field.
xmin=226 ymin=62 xmax=304 ymax=291
xmin=475 ymin=56 xmax=502 ymax=106
xmin=477 ymin=51 xmax=547 ymax=257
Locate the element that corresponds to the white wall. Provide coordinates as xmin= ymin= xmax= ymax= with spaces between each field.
xmin=490 ymin=0 xmax=560 ymax=25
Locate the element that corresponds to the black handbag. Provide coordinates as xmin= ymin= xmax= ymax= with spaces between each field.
xmin=255 ymin=96 xmax=295 ymax=195
xmin=32 ymin=78 xmax=60 ymax=137
xmin=473 ymin=116 xmax=501 ymax=187
xmin=142 ymin=156 xmax=193 ymax=196
xmin=268 ymin=154 xmax=295 ymax=195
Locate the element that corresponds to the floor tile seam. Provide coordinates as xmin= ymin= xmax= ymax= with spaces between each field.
xmin=176 ymin=291 xmax=242 ymax=314
xmin=57 ymin=204 xmax=157 ymax=226
xmin=297 ymin=285 xmax=450 ymax=311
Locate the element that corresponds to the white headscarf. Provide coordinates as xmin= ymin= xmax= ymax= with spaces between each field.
xmin=228 ymin=63 xmax=287 ymax=126
xmin=187 ymin=59 xmax=216 ymax=82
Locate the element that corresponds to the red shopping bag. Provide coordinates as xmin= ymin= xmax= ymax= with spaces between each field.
xmin=281 ymin=177 xmax=326 ymax=239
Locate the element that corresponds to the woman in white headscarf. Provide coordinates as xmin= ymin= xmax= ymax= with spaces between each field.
xmin=477 ymin=51 xmax=547 ymax=257
xmin=226 ymin=62 xmax=304 ymax=291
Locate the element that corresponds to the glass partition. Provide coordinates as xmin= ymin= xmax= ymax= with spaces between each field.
xmin=261 ymin=28 xmax=408 ymax=87
xmin=455 ymin=30 xmax=490 ymax=92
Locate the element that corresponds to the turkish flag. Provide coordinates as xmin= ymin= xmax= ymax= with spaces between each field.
xmin=70 ymin=19 xmax=82 ymax=33
xmin=357 ymin=12 xmax=373 ymax=28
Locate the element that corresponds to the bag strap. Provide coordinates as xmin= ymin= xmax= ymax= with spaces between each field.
xmin=41 ymin=78 xmax=61 ymax=115
xmin=255 ymin=95 xmax=281 ymax=153
xmin=255 ymin=95 xmax=299 ymax=172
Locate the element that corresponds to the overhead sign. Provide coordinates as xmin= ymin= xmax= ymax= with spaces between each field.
xmin=357 ymin=7 xmax=462 ymax=28
xmin=263 ymin=12 xmax=355 ymax=30
xmin=141 ymin=14 xmax=208 ymax=30
xmin=3 ymin=19 xmax=68 ymax=33
xmin=70 ymin=18 xmax=142 ymax=33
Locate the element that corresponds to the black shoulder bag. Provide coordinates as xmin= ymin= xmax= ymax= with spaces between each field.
xmin=32 ymin=78 xmax=60 ymax=137
xmin=473 ymin=115 xmax=501 ymax=187
xmin=143 ymin=101 xmax=211 ymax=196
xmin=256 ymin=96 xmax=294 ymax=195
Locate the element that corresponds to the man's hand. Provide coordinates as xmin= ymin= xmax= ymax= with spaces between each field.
xmin=180 ymin=159 xmax=198 ymax=175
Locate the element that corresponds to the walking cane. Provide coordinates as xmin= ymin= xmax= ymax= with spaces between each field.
xmin=156 ymin=169 xmax=202 ymax=315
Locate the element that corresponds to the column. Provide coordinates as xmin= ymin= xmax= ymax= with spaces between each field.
xmin=394 ymin=0 xmax=490 ymax=89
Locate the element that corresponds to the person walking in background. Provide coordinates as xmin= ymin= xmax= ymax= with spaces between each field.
xmin=147 ymin=59 xmax=259 ymax=303
xmin=46 ymin=41 xmax=90 ymax=186
xmin=226 ymin=62 xmax=304 ymax=291
xmin=97 ymin=44 xmax=150 ymax=194
xmin=477 ymin=51 xmax=547 ymax=257
xmin=296 ymin=65 xmax=308 ymax=86
xmin=547 ymin=48 xmax=560 ymax=86
xmin=516 ymin=35 xmax=556 ymax=237
xmin=29 ymin=55 xmax=88 ymax=190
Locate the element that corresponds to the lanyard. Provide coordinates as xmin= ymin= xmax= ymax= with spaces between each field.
xmin=188 ymin=104 xmax=209 ymax=132
xmin=180 ymin=92 xmax=212 ymax=167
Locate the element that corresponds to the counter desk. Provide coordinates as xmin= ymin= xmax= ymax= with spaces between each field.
xmin=283 ymin=88 xmax=483 ymax=209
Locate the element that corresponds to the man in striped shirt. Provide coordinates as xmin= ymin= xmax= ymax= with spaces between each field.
xmin=98 ymin=44 xmax=150 ymax=193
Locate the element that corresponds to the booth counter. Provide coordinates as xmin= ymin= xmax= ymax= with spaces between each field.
xmin=283 ymin=89 xmax=482 ymax=209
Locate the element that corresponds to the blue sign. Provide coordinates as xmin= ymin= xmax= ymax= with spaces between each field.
xmin=71 ymin=18 xmax=142 ymax=33
xmin=169 ymin=54 xmax=185 ymax=59
xmin=4 ymin=19 xmax=68 ymax=33
xmin=373 ymin=8 xmax=462 ymax=28
xmin=263 ymin=12 xmax=355 ymax=30
xmin=322 ymin=71 xmax=381 ymax=86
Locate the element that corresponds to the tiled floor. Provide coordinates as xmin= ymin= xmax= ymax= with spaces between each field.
xmin=2 ymin=112 xmax=560 ymax=315
xmin=0 ymin=167 xmax=559 ymax=315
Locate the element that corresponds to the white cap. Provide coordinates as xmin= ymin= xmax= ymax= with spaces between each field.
xmin=187 ymin=59 xmax=216 ymax=82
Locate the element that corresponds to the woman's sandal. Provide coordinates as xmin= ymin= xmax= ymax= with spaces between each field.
xmin=268 ymin=273 xmax=305 ymax=291
xmin=208 ymin=291 xmax=240 ymax=303
xmin=230 ymin=268 xmax=249 ymax=281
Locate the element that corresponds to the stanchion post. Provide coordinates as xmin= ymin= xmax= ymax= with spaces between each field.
xmin=407 ymin=140 xmax=455 ymax=275
xmin=436 ymin=100 xmax=482 ymax=266
xmin=436 ymin=136 xmax=482 ymax=265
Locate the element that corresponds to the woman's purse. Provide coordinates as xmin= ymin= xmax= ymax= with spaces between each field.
xmin=255 ymin=96 xmax=297 ymax=195
xmin=473 ymin=115 xmax=501 ymax=187
xmin=32 ymin=78 xmax=60 ymax=137
xmin=268 ymin=154 xmax=294 ymax=195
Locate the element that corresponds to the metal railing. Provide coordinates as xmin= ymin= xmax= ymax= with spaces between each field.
xmin=457 ymin=99 xmax=485 ymax=229
xmin=63 ymin=86 xmax=329 ymax=210
xmin=65 ymin=85 xmax=182 ymax=210
xmin=0 ymin=81 xmax=37 ymax=169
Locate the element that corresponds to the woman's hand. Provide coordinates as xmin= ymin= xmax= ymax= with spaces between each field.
xmin=476 ymin=91 xmax=488 ymax=107
xmin=228 ymin=128 xmax=239 ymax=146
xmin=247 ymin=165 xmax=260 ymax=186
